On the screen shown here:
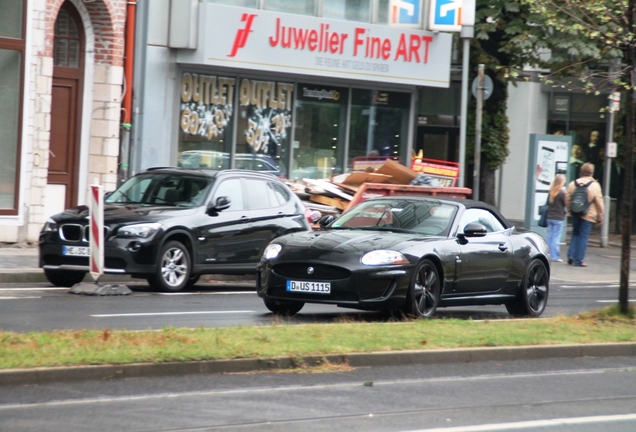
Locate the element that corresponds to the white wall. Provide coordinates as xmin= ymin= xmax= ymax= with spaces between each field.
xmin=501 ymin=81 xmax=548 ymax=221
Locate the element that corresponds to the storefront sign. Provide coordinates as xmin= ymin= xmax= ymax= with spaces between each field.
xmin=178 ymin=3 xmax=453 ymax=88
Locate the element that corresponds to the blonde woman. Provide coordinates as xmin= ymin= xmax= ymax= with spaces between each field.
xmin=546 ymin=174 xmax=567 ymax=262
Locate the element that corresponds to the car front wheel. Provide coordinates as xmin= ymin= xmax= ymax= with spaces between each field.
xmin=402 ymin=259 xmax=440 ymax=318
xmin=44 ymin=269 xmax=86 ymax=287
xmin=506 ymin=259 xmax=549 ymax=317
xmin=264 ymin=299 xmax=304 ymax=316
xmin=147 ymin=241 xmax=191 ymax=292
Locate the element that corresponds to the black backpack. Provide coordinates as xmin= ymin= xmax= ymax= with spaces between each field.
xmin=570 ymin=180 xmax=594 ymax=215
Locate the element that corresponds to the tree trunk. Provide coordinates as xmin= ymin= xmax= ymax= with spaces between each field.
xmin=618 ymin=2 xmax=634 ymax=314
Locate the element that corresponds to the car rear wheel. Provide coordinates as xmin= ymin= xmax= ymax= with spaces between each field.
xmin=263 ymin=299 xmax=304 ymax=316
xmin=403 ymin=259 xmax=440 ymax=318
xmin=506 ymin=259 xmax=549 ymax=317
xmin=44 ymin=269 xmax=86 ymax=287
xmin=147 ymin=241 xmax=191 ymax=292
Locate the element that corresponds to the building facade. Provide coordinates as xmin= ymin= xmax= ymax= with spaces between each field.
xmin=3 ymin=0 xmax=617 ymax=244
xmin=130 ymin=1 xmax=454 ymax=186
xmin=0 ymin=0 xmax=127 ymax=243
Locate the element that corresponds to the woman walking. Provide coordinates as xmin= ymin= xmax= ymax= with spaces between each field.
xmin=547 ymin=174 xmax=567 ymax=262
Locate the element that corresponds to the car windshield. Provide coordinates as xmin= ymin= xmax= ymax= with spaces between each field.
xmin=105 ymin=173 xmax=213 ymax=207
xmin=331 ymin=199 xmax=458 ymax=237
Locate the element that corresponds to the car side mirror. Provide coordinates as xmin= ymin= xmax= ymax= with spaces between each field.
xmin=318 ymin=215 xmax=335 ymax=228
xmin=206 ymin=196 xmax=231 ymax=215
xmin=457 ymin=222 xmax=487 ymax=244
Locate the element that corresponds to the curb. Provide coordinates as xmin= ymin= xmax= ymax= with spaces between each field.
xmin=2 ymin=342 xmax=636 ymax=386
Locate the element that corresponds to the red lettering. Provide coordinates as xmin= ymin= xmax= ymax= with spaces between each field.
xmin=421 ymin=36 xmax=432 ymax=63
xmin=394 ymin=34 xmax=408 ymax=61
xmin=354 ymin=28 xmax=365 ymax=56
xmin=409 ymin=34 xmax=421 ymax=62
xmin=308 ymin=30 xmax=318 ymax=50
xmin=292 ymin=28 xmax=308 ymax=49
xmin=381 ymin=39 xmax=391 ymax=60
xmin=329 ymin=32 xmax=340 ymax=53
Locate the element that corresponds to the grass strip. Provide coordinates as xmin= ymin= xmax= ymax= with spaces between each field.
xmin=1 ymin=308 xmax=635 ymax=370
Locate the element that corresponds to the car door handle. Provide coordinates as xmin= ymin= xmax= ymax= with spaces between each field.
xmin=498 ymin=244 xmax=508 ymax=252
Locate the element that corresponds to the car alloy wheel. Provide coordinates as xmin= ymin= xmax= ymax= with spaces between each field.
xmin=148 ymin=240 xmax=191 ymax=292
xmin=506 ymin=259 xmax=549 ymax=317
xmin=404 ymin=259 xmax=440 ymax=318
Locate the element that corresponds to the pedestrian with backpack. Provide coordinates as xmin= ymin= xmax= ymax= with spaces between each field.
xmin=565 ymin=163 xmax=604 ymax=267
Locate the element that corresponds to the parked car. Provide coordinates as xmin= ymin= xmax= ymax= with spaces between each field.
xmin=177 ymin=150 xmax=287 ymax=178
xmin=257 ymin=196 xmax=550 ymax=318
xmin=39 ymin=167 xmax=310 ymax=291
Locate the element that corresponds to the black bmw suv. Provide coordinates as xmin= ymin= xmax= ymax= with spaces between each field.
xmin=39 ymin=167 xmax=311 ymax=291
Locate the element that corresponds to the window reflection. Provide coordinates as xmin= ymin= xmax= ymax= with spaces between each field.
xmin=323 ymin=0 xmax=371 ymax=22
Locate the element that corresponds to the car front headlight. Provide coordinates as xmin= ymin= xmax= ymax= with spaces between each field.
xmin=263 ymin=243 xmax=282 ymax=260
xmin=117 ymin=222 xmax=161 ymax=238
xmin=42 ymin=218 xmax=59 ymax=233
xmin=361 ymin=250 xmax=409 ymax=266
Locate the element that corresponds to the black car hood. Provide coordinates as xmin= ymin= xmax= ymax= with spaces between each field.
xmin=278 ymin=228 xmax=439 ymax=254
xmin=50 ymin=204 xmax=197 ymax=225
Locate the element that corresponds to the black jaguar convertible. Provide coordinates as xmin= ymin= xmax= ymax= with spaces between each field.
xmin=257 ymin=196 xmax=550 ymax=318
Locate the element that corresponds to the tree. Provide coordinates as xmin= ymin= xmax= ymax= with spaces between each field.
xmin=517 ymin=0 xmax=635 ymax=314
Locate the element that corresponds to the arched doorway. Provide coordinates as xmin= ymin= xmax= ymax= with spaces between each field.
xmin=48 ymin=1 xmax=85 ymax=209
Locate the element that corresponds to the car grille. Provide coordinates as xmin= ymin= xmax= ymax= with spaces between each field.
xmin=59 ymin=224 xmax=110 ymax=243
xmin=273 ymin=263 xmax=351 ymax=280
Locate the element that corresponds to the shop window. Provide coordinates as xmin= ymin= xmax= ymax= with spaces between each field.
xmin=323 ymin=0 xmax=371 ymax=22
xmin=0 ymin=0 xmax=24 ymax=214
xmin=265 ymin=0 xmax=316 ymax=15
xmin=348 ymin=89 xmax=410 ymax=169
xmin=293 ymin=84 xmax=348 ymax=180
xmin=235 ymin=78 xmax=294 ymax=177
xmin=177 ymin=72 xmax=236 ymax=169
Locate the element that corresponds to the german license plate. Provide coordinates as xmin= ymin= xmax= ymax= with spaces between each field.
xmin=286 ymin=280 xmax=331 ymax=294
xmin=62 ymin=246 xmax=90 ymax=257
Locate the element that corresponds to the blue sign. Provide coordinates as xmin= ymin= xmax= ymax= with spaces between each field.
xmin=428 ymin=0 xmax=468 ymax=32
xmin=390 ymin=0 xmax=421 ymax=26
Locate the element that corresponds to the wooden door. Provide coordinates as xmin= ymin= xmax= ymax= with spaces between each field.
xmin=48 ymin=2 xmax=84 ymax=209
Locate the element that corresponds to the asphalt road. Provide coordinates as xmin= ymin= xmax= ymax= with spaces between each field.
xmin=0 ymin=280 xmax=634 ymax=332
xmin=2 ymin=355 xmax=636 ymax=432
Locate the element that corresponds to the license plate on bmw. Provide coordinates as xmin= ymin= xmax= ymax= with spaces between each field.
xmin=286 ymin=280 xmax=331 ymax=294
xmin=62 ymin=246 xmax=90 ymax=257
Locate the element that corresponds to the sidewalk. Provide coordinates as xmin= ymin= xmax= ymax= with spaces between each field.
xmin=2 ymin=231 xmax=634 ymax=285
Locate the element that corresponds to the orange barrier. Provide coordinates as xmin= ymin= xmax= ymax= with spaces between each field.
xmin=344 ymin=183 xmax=472 ymax=213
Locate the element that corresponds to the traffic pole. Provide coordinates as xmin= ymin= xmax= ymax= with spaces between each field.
xmin=89 ymin=179 xmax=104 ymax=282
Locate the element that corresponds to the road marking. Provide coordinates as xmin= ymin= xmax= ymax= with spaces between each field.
xmin=0 ymin=287 xmax=68 ymax=291
xmin=1 ymin=367 xmax=634 ymax=409
xmin=597 ymin=299 xmax=636 ymax=303
xmin=0 ymin=296 xmax=42 ymax=299
xmin=91 ymin=310 xmax=257 ymax=317
xmin=409 ymin=413 xmax=636 ymax=431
